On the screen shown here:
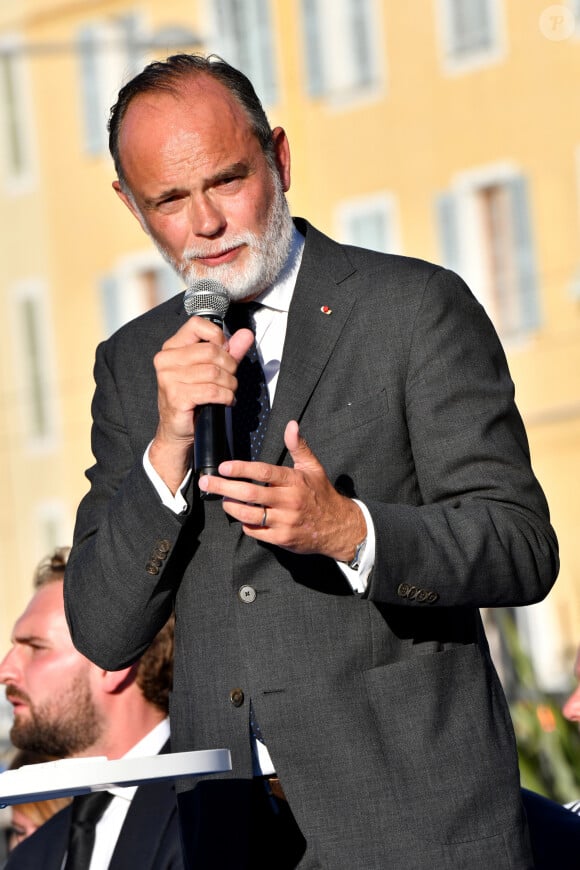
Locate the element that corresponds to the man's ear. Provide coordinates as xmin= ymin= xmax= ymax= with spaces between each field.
xmin=112 ymin=180 xmax=149 ymax=234
xmin=100 ymin=663 xmax=138 ymax=695
xmin=271 ymin=126 xmax=291 ymax=193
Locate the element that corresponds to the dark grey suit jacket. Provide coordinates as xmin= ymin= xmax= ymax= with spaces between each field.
xmin=3 ymin=748 xmax=183 ymax=869
xmin=65 ymin=220 xmax=558 ymax=869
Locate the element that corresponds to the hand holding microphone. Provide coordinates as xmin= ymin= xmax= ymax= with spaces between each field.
xmin=150 ymin=281 xmax=252 ymax=497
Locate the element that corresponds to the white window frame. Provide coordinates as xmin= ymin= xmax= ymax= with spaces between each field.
xmin=77 ymin=15 xmax=146 ymax=155
xmin=10 ymin=279 xmax=59 ymax=451
xmin=100 ymin=250 xmax=184 ymax=337
xmin=35 ymin=500 xmax=71 ymax=555
xmin=300 ymin=0 xmax=385 ymax=105
xmin=571 ymin=143 xmax=580 ymax=300
xmin=335 ymin=192 xmax=401 ymax=254
xmin=0 ymin=34 xmax=37 ymax=194
xmin=436 ymin=0 xmax=506 ymax=75
xmin=203 ymin=0 xmax=278 ymax=106
xmin=437 ymin=161 xmax=541 ymax=344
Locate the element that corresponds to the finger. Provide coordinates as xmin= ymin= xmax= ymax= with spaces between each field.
xmin=222 ymin=497 xmax=271 ymax=530
xmin=217 ymin=459 xmax=295 ymax=487
xmin=198 ymin=470 xmax=273 ymax=502
xmin=163 ymin=315 xmax=228 ymax=349
xmin=284 ymin=421 xmax=322 ymax=472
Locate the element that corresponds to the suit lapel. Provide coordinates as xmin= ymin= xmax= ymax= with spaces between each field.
xmin=260 ymin=221 xmax=358 ymax=466
xmin=108 ymin=740 xmax=179 ymax=870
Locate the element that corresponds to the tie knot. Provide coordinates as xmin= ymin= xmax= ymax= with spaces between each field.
xmin=71 ymin=790 xmax=114 ymax=826
xmin=226 ymin=302 xmax=261 ymax=334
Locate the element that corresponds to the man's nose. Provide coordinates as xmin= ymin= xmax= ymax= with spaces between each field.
xmin=190 ymin=193 xmax=226 ymax=238
xmin=0 ymin=647 xmax=19 ymax=685
xmin=562 ymin=684 xmax=580 ymax=722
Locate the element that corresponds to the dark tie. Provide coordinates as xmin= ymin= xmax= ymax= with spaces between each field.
xmin=226 ymin=303 xmax=270 ymax=461
xmin=227 ymin=304 xmax=269 ymax=745
xmin=64 ymin=790 xmax=114 ymax=870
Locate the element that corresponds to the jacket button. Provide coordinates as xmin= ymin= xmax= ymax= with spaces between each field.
xmin=145 ymin=563 xmax=159 ymax=575
xmin=397 ymin=583 xmax=409 ymax=598
xmin=238 ymin=585 xmax=257 ymax=603
xmin=152 ymin=547 xmax=167 ymax=560
xmin=157 ymin=539 xmax=171 ymax=553
xmin=230 ymin=688 xmax=245 ymax=707
xmin=427 ymin=591 xmax=439 ymax=603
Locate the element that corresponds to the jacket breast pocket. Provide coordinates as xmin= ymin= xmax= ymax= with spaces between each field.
xmin=304 ymin=389 xmax=389 ymax=447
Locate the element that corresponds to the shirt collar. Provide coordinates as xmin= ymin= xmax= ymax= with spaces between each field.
xmin=107 ymin=718 xmax=170 ymax=802
xmin=255 ymin=224 xmax=305 ymax=314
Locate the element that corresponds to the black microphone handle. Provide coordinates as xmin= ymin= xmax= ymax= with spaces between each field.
xmin=183 ymin=280 xmax=231 ymax=498
xmin=194 ymin=402 xmax=230 ymax=478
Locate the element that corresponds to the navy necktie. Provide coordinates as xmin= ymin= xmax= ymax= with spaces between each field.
xmin=226 ymin=303 xmax=270 ymax=461
xmin=64 ymin=790 xmax=114 ymax=870
xmin=226 ymin=303 xmax=269 ymax=745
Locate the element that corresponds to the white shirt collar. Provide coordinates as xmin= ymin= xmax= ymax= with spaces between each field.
xmin=255 ymin=224 xmax=305 ymax=313
xmin=107 ymin=718 xmax=170 ymax=802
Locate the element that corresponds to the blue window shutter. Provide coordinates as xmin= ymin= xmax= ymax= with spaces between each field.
xmin=156 ymin=264 xmax=183 ymax=304
xmin=348 ymin=211 xmax=389 ymax=253
xmin=435 ymin=192 xmax=461 ymax=275
xmin=99 ymin=273 xmax=121 ymax=337
xmin=301 ymin=0 xmax=325 ymax=96
xmin=509 ymin=176 xmax=541 ymax=331
xmin=244 ymin=0 xmax=277 ymax=105
xmin=449 ymin=0 xmax=493 ymax=56
xmin=347 ymin=0 xmax=374 ymax=87
xmin=78 ymin=25 xmax=103 ymax=154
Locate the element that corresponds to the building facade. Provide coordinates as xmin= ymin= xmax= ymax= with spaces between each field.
xmin=1 ymin=0 xmax=579 ymax=693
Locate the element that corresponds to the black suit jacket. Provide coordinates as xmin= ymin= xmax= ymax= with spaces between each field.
xmin=4 ymin=743 xmax=183 ymax=870
xmin=65 ymin=219 xmax=559 ymax=869
xmin=522 ymin=788 xmax=580 ymax=869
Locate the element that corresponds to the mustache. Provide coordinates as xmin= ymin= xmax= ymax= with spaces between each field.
xmin=182 ymin=234 xmax=253 ymax=262
xmin=5 ymin=685 xmax=30 ymax=705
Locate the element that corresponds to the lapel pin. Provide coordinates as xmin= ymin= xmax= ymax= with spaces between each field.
xmin=320 ymin=305 xmax=332 ymax=315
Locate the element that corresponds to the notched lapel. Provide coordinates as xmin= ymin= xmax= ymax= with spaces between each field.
xmin=259 ymin=223 xmax=359 ymax=466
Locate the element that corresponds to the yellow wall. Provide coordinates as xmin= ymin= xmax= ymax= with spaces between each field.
xmin=1 ymin=1 xmax=579 ymax=680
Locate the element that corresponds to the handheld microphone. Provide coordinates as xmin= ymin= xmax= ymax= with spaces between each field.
xmin=183 ymin=279 xmax=231 ymax=490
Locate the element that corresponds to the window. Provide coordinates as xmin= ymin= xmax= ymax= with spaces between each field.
xmin=437 ymin=0 xmax=505 ymax=72
xmin=208 ymin=0 xmax=278 ymax=105
xmin=11 ymin=280 xmax=57 ymax=446
xmin=0 ymin=36 xmax=36 ymax=190
xmin=35 ymin=500 xmax=69 ymax=554
xmin=100 ymin=254 xmax=183 ymax=337
xmin=336 ymin=193 xmax=400 ymax=254
xmin=301 ymin=0 xmax=383 ymax=99
xmin=436 ymin=170 xmax=541 ymax=340
xmin=77 ymin=15 xmax=145 ymax=155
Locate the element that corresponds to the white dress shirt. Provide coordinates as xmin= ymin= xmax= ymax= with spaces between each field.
xmin=63 ymin=718 xmax=170 ymax=870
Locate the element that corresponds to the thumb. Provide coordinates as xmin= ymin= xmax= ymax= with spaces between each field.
xmin=284 ymin=421 xmax=321 ymax=471
xmin=228 ymin=328 xmax=254 ymax=364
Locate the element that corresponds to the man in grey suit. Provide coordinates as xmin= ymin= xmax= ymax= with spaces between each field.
xmin=1 ymin=549 xmax=182 ymax=869
xmin=64 ymin=54 xmax=559 ymax=868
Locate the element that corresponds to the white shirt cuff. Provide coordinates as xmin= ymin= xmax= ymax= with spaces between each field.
xmin=337 ymin=499 xmax=376 ymax=594
xmin=143 ymin=441 xmax=191 ymax=514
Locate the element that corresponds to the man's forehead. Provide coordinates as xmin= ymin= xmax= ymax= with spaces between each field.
xmin=13 ymin=583 xmax=66 ymax=639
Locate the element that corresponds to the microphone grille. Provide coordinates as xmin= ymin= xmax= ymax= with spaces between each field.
xmin=184 ymin=279 xmax=230 ymax=319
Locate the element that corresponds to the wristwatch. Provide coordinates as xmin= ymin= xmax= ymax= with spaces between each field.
xmin=347 ymin=537 xmax=367 ymax=571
